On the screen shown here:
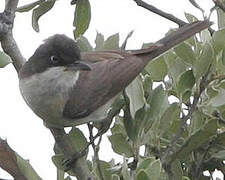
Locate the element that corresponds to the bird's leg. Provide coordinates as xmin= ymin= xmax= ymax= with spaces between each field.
xmin=62 ymin=119 xmax=113 ymax=171
xmin=63 ymin=100 xmax=123 ymax=171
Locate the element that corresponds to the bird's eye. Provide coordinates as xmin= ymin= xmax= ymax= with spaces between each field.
xmin=50 ymin=55 xmax=59 ymax=63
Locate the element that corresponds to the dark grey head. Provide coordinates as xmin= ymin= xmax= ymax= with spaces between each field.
xmin=19 ymin=34 xmax=91 ymax=79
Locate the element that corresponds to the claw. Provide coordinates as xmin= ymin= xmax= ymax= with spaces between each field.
xmin=62 ymin=148 xmax=88 ymax=171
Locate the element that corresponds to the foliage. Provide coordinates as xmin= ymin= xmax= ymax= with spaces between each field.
xmin=1 ymin=1 xmax=225 ymax=180
xmin=55 ymin=26 xmax=225 ymax=179
xmin=0 ymin=51 xmax=12 ymax=68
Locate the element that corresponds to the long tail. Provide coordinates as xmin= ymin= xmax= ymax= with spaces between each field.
xmin=130 ymin=20 xmax=212 ymax=63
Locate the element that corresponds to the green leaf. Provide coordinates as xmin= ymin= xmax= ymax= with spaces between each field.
xmin=137 ymin=157 xmax=156 ymax=171
xmin=182 ymin=177 xmax=191 ymax=180
xmin=125 ymin=76 xmax=145 ymax=119
xmin=175 ymin=119 xmax=217 ymax=159
xmin=94 ymin=160 xmax=112 ymax=180
xmin=171 ymin=160 xmax=183 ymax=180
xmin=145 ymin=159 xmax=162 ymax=179
xmin=177 ymin=70 xmax=195 ymax=95
xmin=17 ymin=0 xmax=44 ymax=12
xmin=217 ymin=8 xmax=225 ymax=29
xmin=121 ymin=30 xmax=134 ymax=50
xmin=174 ymin=42 xmax=196 ymax=65
xmin=76 ymin=36 xmax=93 ymax=52
xmin=193 ymin=43 xmax=213 ymax=80
xmin=108 ymin=133 xmax=134 ymax=157
xmin=122 ymin=102 xmax=135 ymax=141
xmin=144 ymin=85 xmax=169 ymax=130
xmin=32 ymin=0 xmax=56 ymax=32
xmin=189 ymin=111 xmax=206 ymax=135
xmin=211 ymin=150 xmax=225 ymax=160
xmin=189 ymin=0 xmax=204 ymax=12
xmin=103 ymin=33 xmax=120 ymax=50
xmin=143 ymin=75 xmax=153 ymax=94
xmin=222 ymin=49 xmax=225 ymax=65
xmin=68 ymin=127 xmax=88 ymax=152
xmin=136 ymin=170 xmax=150 ymax=180
xmin=16 ymin=153 xmax=42 ymax=180
xmin=184 ymin=12 xmax=198 ymax=23
xmin=121 ymin=159 xmax=130 ymax=180
xmin=212 ymin=28 xmax=225 ymax=54
xmin=145 ymin=56 xmax=167 ymax=81
xmin=111 ymin=117 xmax=127 ymax=135
xmin=0 ymin=51 xmax=12 ymax=68
xmin=159 ymin=103 xmax=180 ymax=136
xmin=95 ymin=32 xmax=104 ymax=51
xmin=200 ymin=29 xmax=211 ymax=44
xmin=215 ymin=131 xmax=225 ymax=146
xmin=132 ymin=105 xmax=149 ymax=141
xmin=208 ymin=88 xmax=225 ymax=107
xmin=112 ymin=174 xmax=120 ymax=180
xmin=164 ymin=51 xmax=188 ymax=84
xmin=165 ymin=117 xmax=182 ymax=141
xmin=73 ymin=0 xmax=91 ymax=38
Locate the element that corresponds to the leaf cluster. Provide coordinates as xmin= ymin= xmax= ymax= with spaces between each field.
xmin=1 ymin=1 xmax=225 ymax=180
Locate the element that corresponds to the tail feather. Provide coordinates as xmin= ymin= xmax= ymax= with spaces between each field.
xmin=130 ymin=20 xmax=212 ymax=63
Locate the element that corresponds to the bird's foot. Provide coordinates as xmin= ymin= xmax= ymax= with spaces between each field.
xmin=62 ymin=148 xmax=88 ymax=171
xmin=62 ymin=121 xmax=111 ymax=171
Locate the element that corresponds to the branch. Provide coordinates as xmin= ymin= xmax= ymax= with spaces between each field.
xmin=88 ymin=124 xmax=104 ymax=180
xmin=0 ymin=138 xmax=33 ymax=180
xmin=0 ymin=0 xmax=26 ymax=72
xmin=133 ymin=0 xmax=187 ymax=27
xmin=0 ymin=1 xmax=94 ymax=179
xmin=213 ymin=0 xmax=225 ymax=12
xmin=161 ymin=71 xmax=211 ymax=177
xmin=49 ymin=128 xmax=95 ymax=180
xmin=133 ymin=0 xmax=215 ymax=35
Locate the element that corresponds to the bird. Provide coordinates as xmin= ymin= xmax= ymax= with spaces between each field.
xmin=19 ymin=20 xmax=211 ymax=130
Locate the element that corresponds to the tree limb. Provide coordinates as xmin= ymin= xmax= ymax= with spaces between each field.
xmin=161 ymin=70 xmax=211 ymax=178
xmin=0 ymin=138 xmax=27 ymax=180
xmin=49 ymin=128 xmax=95 ymax=180
xmin=0 ymin=0 xmax=26 ymax=72
xmin=0 ymin=0 xmax=95 ymax=179
xmin=133 ymin=0 xmax=187 ymax=27
xmin=212 ymin=0 xmax=225 ymax=12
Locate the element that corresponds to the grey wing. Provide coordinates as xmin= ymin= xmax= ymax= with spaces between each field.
xmin=63 ymin=51 xmax=145 ymax=119
xmin=62 ymin=60 xmax=114 ymax=119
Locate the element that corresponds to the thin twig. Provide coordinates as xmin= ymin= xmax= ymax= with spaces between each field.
xmin=88 ymin=124 xmax=104 ymax=180
xmin=161 ymin=70 xmax=211 ymax=178
xmin=95 ymin=136 xmax=104 ymax=180
xmin=133 ymin=0 xmax=187 ymax=27
xmin=194 ymin=143 xmax=211 ymax=179
xmin=133 ymin=0 xmax=215 ymax=35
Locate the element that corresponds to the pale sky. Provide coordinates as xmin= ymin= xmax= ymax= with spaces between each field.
xmin=0 ymin=0 xmax=222 ymax=179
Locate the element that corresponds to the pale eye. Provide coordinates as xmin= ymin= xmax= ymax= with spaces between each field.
xmin=50 ymin=55 xmax=59 ymax=63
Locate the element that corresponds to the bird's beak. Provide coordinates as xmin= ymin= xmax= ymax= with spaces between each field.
xmin=66 ymin=61 xmax=92 ymax=71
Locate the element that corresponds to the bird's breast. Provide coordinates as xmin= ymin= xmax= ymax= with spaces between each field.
xmin=19 ymin=67 xmax=80 ymax=127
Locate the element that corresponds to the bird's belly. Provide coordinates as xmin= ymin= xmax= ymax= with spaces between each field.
xmin=62 ymin=96 xmax=117 ymax=127
xmin=19 ymin=67 xmax=80 ymax=128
